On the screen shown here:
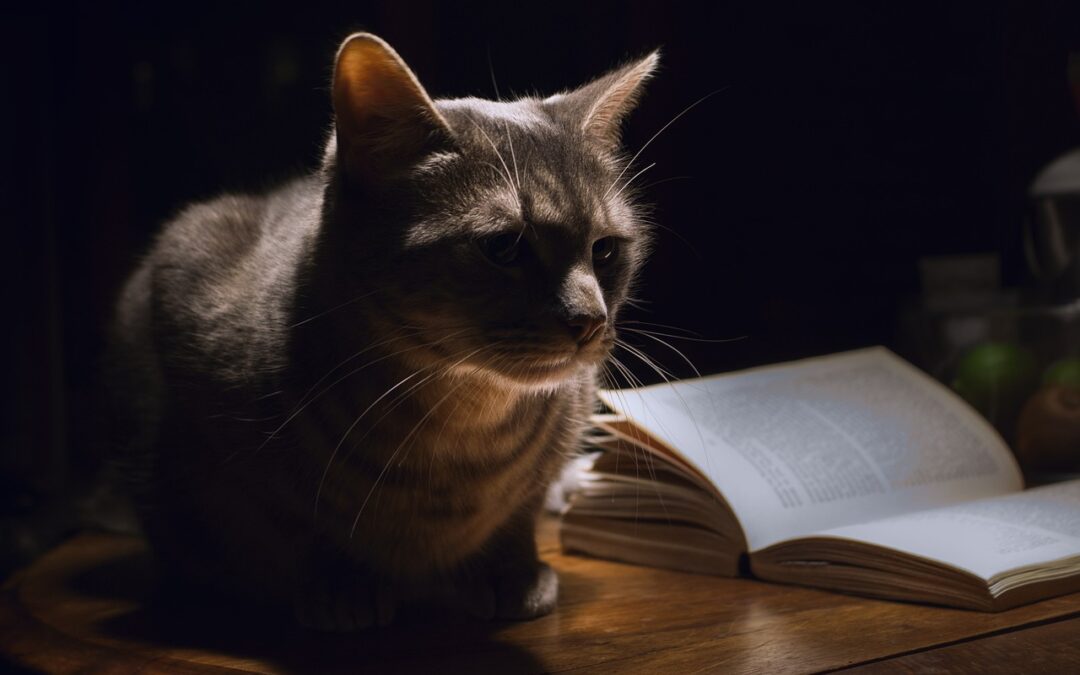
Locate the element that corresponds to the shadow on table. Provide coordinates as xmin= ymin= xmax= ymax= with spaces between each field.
xmin=72 ymin=546 xmax=553 ymax=674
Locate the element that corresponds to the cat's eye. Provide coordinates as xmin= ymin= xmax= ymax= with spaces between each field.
xmin=592 ymin=237 xmax=619 ymax=265
xmin=479 ymin=232 xmax=525 ymax=266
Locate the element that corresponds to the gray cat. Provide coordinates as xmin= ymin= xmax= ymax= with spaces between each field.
xmin=108 ymin=32 xmax=657 ymax=630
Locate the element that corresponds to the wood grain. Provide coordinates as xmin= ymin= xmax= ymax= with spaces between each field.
xmin=2 ymin=518 xmax=1079 ymax=674
xmin=843 ymin=616 xmax=1080 ymax=674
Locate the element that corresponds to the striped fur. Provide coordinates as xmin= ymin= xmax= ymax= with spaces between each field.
xmin=108 ymin=33 xmax=657 ymax=629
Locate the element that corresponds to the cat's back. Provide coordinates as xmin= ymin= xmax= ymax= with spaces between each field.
xmin=142 ymin=177 xmax=321 ymax=320
xmin=116 ymin=177 xmax=323 ymax=381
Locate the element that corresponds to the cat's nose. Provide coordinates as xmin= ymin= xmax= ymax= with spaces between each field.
xmin=566 ymin=314 xmax=607 ymax=346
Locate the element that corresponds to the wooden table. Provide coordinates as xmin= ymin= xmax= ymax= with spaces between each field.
xmin=3 ymin=518 xmax=1079 ymax=674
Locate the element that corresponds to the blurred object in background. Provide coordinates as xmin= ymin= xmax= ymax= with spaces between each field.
xmin=1027 ymin=147 xmax=1080 ymax=300
xmin=902 ymin=253 xmax=1080 ymax=481
xmin=899 ymin=51 xmax=1080 ymax=478
xmin=1014 ymin=143 xmax=1080 ymax=477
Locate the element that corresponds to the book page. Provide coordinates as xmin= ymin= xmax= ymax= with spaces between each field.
xmin=812 ymin=480 xmax=1080 ymax=582
xmin=599 ymin=347 xmax=1022 ymax=551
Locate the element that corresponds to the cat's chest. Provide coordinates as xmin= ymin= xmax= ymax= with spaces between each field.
xmin=294 ymin=375 xmax=582 ymax=565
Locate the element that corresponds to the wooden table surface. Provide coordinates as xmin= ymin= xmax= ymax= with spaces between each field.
xmin=3 ymin=517 xmax=1079 ymax=674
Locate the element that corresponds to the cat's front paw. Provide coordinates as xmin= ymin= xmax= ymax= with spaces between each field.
xmin=459 ymin=561 xmax=559 ymax=621
xmin=292 ymin=576 xmax=396 ymax=632
xmin=498 ymin=561 xmax=559 ymax=620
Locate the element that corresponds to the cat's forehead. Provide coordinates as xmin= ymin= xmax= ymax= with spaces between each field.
xmin=433 ymin=98 xmax=635 ymax=237
xmin=437 ymin=97 xmax=555 ymax=133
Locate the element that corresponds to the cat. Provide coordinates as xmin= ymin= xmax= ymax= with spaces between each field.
xmin=107 ymin=32 xmax=657 ymax=631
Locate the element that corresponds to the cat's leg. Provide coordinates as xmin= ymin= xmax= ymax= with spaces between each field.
xmin=456 ymin=500 xmax=559 ymax=621
xmin=292 ymin=542 xmax=398 ymax=632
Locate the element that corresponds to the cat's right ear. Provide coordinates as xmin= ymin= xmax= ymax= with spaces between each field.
xmin=330 ymin=33 xmax=455 ymax=182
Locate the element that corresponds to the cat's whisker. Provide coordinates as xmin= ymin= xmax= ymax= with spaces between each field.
xmin=636 ymin=215 xmax=700 ymax=257
xmin=361 ymin=391 xmax=454 ymax=516
xmin=487 ymin=46 xmax=502 ymax=101
xmin=604 ymin=358 xmax=669 ymax=520
xmin=297 ymin=326 xmax=476 ymax=408
xmin=430 ymin=348 xmax=535 ymax=500
xmin=606 ymin=355 xmax=667 ymax=495
xmin=315 ymin=341 xmax=493 ymax=514
xmin=481 ymin=160 xmax=520 ymax=198
xmin=425 ymin=352 xmax=488 ymax=492
xmin=604 ymin=88 xmax=728 ymax=199
xmin=613 ymin=336 xmax=715 ymax=488
xmin=288 ymin=288 xmax=383 ymax=328
xmin=316 ymin=351 xmax=474 ymax=516
xmin=619 ymin=320 xmax=700 ymax=335
xmin=468 ymin=116 xmax=519 ymax=202
xmin=419 ymin=349 xmax=513 ymax=497
xmin=608 ymin=353 xmax=649 ymax=392
xmin=349 ymin=344 xmax=497 ymax=535
xmin=620 ymin=329 xmax=704 ymax=378
xmin=512 ymin=150 xmax=523 ymax=196
xmin=620 ymin=325 xmax=747 ymax=345
xmin=613 ymin=339 xmax=678 ymax=381
xmin=410 ymin=351 xmax=513 ymax=493
xmin=316 ymin=367 xmax=430 ymax=516
xmin=363 ymin=342 xmax=492 ymax=429
xmin=608 ymin=162 xmax=656 ymax=203
xmin=603 ymin=355 xmax=668 ymax=512
xmin=249 ymin=327 xmax=473 ymax=461
xmin=517 ymin=150 xmax=538 ymax=236
xmin=256 ymin=336 xmax=429 ymax=453
xmin=595 ymin=363 xmax=615 ymax=490
xmin=600 ymin=360 xmax=639 ymax=493
xmin=637 ymin=175 xmax=693 ymax=192
xmin=503 ymin=120 xmax=522 ymax=191
xmin=617 ymin=326 xmax=740 ymax=478
xmin=612 ymin=338 xmax=714 ymax=480
xmin=293 ymin=326 xmax=424 ymax=407
xmin=597 ymin=363 xmax=626 ymax=481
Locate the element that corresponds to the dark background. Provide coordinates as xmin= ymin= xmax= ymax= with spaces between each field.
xmin=3 ymin=1 xmax=1080 ymax=568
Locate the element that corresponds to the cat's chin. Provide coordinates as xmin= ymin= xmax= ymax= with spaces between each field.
xmin=453 ymin=354 xmax=602 ymax=392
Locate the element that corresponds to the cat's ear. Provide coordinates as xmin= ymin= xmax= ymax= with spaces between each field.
xmin=548 ymin=51 xmax=660 ymax=153
xmin=331 ymin=33 xmax=454 ymax=181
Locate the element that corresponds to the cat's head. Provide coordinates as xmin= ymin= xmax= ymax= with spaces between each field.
xmin=320 ymin=33 xmax=657 ymax=390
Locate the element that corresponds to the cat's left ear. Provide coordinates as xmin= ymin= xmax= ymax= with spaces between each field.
xmin=548 ymin=51 xmax=660 ymax=153
xmin=331 ymin=33 xmax=455 ymax=182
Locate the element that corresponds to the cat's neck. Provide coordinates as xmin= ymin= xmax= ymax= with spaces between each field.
xmin=406 ymin=368 xmax=554 ymax=432
xmin=292 ymin=321 xmax=561 ymax=434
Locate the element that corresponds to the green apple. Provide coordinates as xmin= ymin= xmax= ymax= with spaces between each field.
xmin=1043 ymin=357 xmax=1080 ymax=390
xmin=952 ymin=342 xmax=1037 ymax=423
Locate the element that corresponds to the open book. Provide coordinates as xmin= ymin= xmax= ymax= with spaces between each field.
xmin=561 ymin=347 xmax=1080 ymax=611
